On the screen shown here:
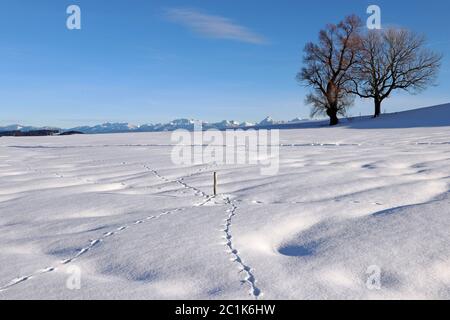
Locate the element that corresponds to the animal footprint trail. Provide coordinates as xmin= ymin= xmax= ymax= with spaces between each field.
xmin=143 ymin=163 xmax=212 ymax=205
xmin=244 ymin=198 xmax=384 ymax=207
xmin=222 ymin=197 xmax=262 ymax=299
xmin=177 ymin=178 xmax=210 ymax=199
xmin=61 ymin=239 xmax=103 ymax=265
xmin=144 ymin=163 xmax=263 ymax=297
xmin=1 ymin=163 xmax=211 ymax=293
xmin=1 ymin=237 xmax=106 ymax=291
xmin=0 ymin=207 xmax=185 ymax=293
xmin=0 ymin=266 xmax=56 ymax=292
xmin=196 ymin=195 xmax=217 ymax=207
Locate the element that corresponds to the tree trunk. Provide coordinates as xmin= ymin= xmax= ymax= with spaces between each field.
xmin=374 ymin=99 xmax=381 ymax=118
xmin=325 ymin=83 xmax=340 ymax=126
xmin=327 ymin=107 xmax=339 ymax=126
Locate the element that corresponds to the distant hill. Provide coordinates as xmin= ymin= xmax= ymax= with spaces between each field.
xmin=59 ymin=131 xmax=84 ymax=136
xmin=341 ymin=103 xmax=450 ymax=129
xmin=0 ymin=129 xmax=59 ymax=137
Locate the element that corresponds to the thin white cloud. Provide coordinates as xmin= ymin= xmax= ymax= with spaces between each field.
xmin=165 ymin=8 xmax=268 ymax=45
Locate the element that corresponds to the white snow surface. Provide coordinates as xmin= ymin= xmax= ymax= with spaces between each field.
xmin=1 ymin=105 xmax=450 ymax=300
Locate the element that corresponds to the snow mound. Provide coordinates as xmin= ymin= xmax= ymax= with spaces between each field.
xmin=345 ymin=103 xmax=450 ymax=129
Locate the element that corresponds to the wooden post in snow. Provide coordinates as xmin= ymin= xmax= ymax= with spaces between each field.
xmin=213 ymin=172 xmax=217 ymax=196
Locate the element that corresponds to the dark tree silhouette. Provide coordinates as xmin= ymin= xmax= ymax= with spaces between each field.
xmin=351 ymin=29 xmax=442 ymax=117
xmin=298 ymin=15 xmax=362 ymax=126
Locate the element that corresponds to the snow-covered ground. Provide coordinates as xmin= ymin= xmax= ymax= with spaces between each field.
xmin=0 ymin=105 xmax=450 ymax=300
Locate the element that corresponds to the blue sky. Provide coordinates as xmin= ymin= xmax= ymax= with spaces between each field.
xmin=1 ymin=0 xmax=449 ymax=127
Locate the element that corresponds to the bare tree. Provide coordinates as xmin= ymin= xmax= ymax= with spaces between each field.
xmin=352 ymin=29 xmax=442 ymax=117
xmin=298 ymin=15 xmax=362 ymax=126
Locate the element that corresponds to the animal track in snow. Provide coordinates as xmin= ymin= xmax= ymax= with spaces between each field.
xmin=0 ymin=162 xmax=213 ymax=293
xmin=144 ymin=163 xmax=261 ymax=297
xmin=0 ymin=207 xmax=185 ymax=293
xmin=143 ymin=163 xmax=213 ymax=206
xmin=243 ymin=198 xmax=384 ymax=207
xmin=0 ymin=266 xmax=56 ymax=292
xmin=222 ymin=197 xmax=262 ymax=299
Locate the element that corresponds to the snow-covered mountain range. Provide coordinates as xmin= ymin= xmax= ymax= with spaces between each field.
xmin=0 ymin=117 xmax=309 ymax=134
